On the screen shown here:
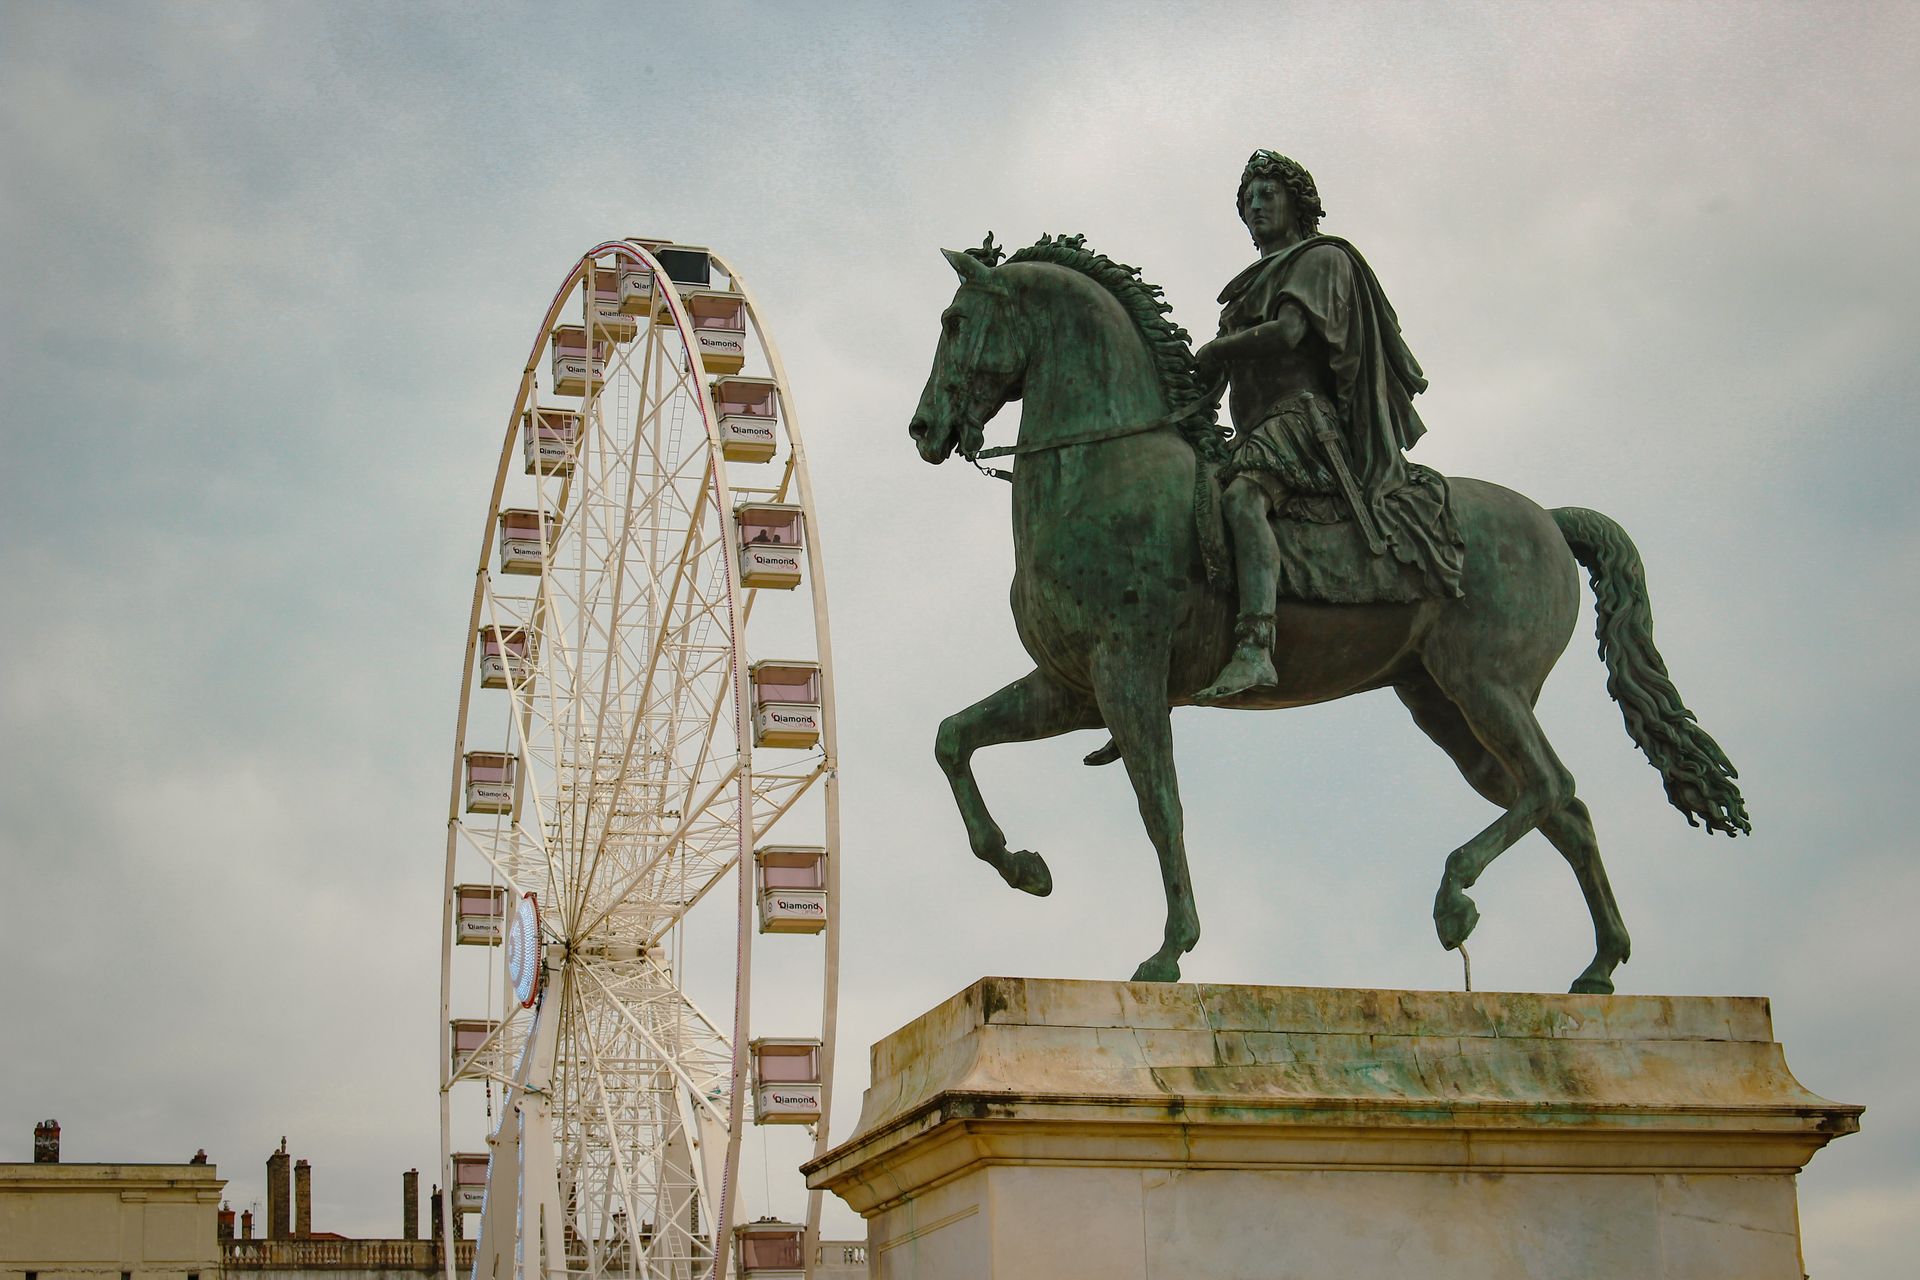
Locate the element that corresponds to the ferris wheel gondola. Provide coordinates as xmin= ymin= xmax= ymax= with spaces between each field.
xmin=439 ymin=239 xmax=842 ymax=1279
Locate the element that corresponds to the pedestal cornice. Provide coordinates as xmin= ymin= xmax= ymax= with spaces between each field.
xmin=805 ymin=977 xmax=1860 ymax=1218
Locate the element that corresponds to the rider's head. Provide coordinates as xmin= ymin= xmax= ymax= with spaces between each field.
xmin=1237 ymin=151 xmax=1324 ymax=246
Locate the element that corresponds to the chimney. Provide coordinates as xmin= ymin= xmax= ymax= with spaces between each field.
xmin=241 ymin=1207 xmax=255 ymax=1240
xmin=294 ymin=1158 xmax=312 ymax=1237
xmin=266 ymin=1139 xmax=291 ymax=1238
xmin=218 ymin=1203 xmax=236 ymax=1242
xmin=430 ymin=1185 xmax=444 ymax=1248
xmin=33 ymin=1119 xmax=59 ymax=1164
xmin=403 ymin=1168 xmax=420 ymax=1240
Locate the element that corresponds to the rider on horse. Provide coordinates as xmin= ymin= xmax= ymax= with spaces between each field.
xmin=1194 ymin=151 xmax=1466 ymax=702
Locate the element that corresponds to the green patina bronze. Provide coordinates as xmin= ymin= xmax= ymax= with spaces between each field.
xmin=907 ymin=152 xmax=1749 ymax=993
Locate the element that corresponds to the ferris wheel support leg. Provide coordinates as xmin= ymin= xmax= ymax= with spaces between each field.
xmin=475 ymin=965 xmax=568 ymax=1280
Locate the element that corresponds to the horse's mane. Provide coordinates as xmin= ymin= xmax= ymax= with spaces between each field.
xmin=988 ymin=233 xmax=1225 ymax=457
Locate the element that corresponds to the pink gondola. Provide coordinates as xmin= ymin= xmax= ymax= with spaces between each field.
xmin=736 ymin=504 xmax=804 ymax=589
xmin=477 ymin=626 xmax=535 ymax=691
xmin=521 ymin=407 xmax=579 ymax=477
xmin=455 ymin=883 xmax=507 ymax=945
xmin=749 ymin=661 xmax=821 ymax=749
xmin=711 ymin=376 xmax=779 ymax=463
xmin=585 ymin=261 xmax=638 ymax=343
xmin=754 ymin=845 xmax=827 ymax=934
xmin=450 ymin=1151 xmax=488 ymax=1213
xmin=449 ymin=1018 xmax=499 ymax=1078
xmin=464 ymin=751 xmax=516 ymax=814
xmin=750 ymin=1039 xmax=822 ymax=1125
xmin=549 ymin=325 xmax=607 ymax=396
xmin=735 ymin=1220 xmax=806 ymax=1275
xmin=686 ymin=290 xmax=748 ymax=374
xmin=497 ymin=509 xmax=558 ymax=576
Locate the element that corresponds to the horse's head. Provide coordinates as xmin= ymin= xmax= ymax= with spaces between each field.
xmin=908 ymin=246 xmax=1027 ymax=465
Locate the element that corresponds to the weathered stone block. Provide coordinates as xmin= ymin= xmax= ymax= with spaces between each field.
xmin=805 ymin=978 xmax=1859 ymax=1280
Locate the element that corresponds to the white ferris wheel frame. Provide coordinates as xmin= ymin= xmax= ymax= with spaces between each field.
xmin=437 ymin=239 xmax=843 ymax=1280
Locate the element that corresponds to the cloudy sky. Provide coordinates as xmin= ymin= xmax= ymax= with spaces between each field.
xmin=3 ymin=1 xmax=1916 ymax=1272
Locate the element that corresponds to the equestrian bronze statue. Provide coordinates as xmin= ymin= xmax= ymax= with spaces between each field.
xmin=906 ymin=152 xmax=1748 ymax=992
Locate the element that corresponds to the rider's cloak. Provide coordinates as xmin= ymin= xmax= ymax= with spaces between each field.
xmin=1219 ymin=236 xmax=1466 ymax=599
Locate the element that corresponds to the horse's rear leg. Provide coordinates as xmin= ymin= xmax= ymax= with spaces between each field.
xmin=936 ymin=669 xmax=1101 ymax=896
xmin=1397 ymin=677 xmax=1630 ymax=992
xmin=1535 ymin=799 xmax=1632 ymax=993
xmin=1091 ymin=650 xmax=1199 ymax=983
xmin=1412 ymin=683 xmax=1574 ymax=940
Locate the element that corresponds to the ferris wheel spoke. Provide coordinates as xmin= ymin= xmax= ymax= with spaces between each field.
xmin=638 ymin=766 xmax=823 ymax=950
xmin=637 ymin=759 xmax=825 ymax=951
xmin=637 ymin=955 xmax=734 ymax=1052
xmin=620 ymin=485 xmax=716 ymax=739
xmin=450 ymin=823 xmax=538 ymax=900
xmin=566 ymin=972 xmax=656 ymax=1268
xmin=576 ymin=962 xmax=733 ymax=1134
xmin=447 ymin=1007 xmax=529 ymax=1089
xmin=493 ymin=713 xmax=564 ymax=900
xmin=594 ymin=973 xmax=733 ymax=1100
xmin=567 ymin=458 xmax=657 ymax=907
xmin=568 ymin=518 xmax=717 ymax=913
xmin=556 ymin=529 xmax=725 ymax=901
xmin=618 ymin=424 xmax=714 ymax=536
xmin=570 ymin=720 xmax=736 ymax=929
xmin=671 ymin=688 xmax=734 ymax=828
xmin=608 ymin=325 xmax=697 ymax=414
xmin=576 ymin=762 xmax=742 ymax=943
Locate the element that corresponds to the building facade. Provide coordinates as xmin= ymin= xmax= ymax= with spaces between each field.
xmin=1 ymin=1156 xmax=225 ymax=1280
xmin=3 ymin=1124 xmax=865 ymax=1280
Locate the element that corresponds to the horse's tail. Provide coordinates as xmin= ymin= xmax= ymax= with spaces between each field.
xmin=1551 ymin=506 xmax=1752 ymax=837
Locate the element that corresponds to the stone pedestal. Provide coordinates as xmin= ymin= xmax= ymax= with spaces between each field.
xmin=804 ymin=979 xmax=1859 ymax=1280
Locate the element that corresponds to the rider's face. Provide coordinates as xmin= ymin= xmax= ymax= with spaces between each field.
xmin=1242 ymin=177 xmax=1293 ymax=250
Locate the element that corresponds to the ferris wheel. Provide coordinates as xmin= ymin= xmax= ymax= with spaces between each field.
xmin=438 ymin=239 xmax=842 ymax=1280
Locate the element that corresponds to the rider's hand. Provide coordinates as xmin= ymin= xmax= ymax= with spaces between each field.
xmin=1193 ymin=334 xmax=1236 ymax=378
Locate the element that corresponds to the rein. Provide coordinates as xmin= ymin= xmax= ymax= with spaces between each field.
xmin=962 ymin=379 xmax=1226 ymax=483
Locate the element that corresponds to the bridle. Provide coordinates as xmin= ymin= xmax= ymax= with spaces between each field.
xmin=962 ymin=373 xmax=1228 ymax=482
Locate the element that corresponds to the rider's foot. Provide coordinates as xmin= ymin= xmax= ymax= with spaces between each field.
xmin=1195 ymin=647 xmax=1279 ymax=702
xmin=1083 ymin=738 xmax=1121 ymax=767
xmin=1195 ymin=612 xmax=1280 ymax=703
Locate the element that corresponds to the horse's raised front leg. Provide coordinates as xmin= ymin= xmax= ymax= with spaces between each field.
xmin=935 ymin=669 xmax=1101 ymax=896
xmin=1090 ymin=647 xmax=1199 ymax=983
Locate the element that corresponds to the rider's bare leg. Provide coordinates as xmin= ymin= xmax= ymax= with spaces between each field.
xmin=1197 ymin=476 xmax=1283 ymax=701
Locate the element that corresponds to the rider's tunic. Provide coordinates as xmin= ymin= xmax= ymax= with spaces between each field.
xmin=1218 ymin=237 xmax=1466 ymax=600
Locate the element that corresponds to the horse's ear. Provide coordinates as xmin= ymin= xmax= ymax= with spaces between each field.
xmin=942 ymin=247 xmax=993 ymax=286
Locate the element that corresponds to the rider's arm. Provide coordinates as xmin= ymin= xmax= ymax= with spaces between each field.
xmin=1196 ymin=297 xmax=1309 ymax=379
xmin=1223 ymin=298 xmax=1309 ymax=356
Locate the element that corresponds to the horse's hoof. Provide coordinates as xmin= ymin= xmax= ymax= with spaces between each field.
xmin=1082 ymin=738 xmax=1121 ymax=767
xmin=988 ymin=848 xmax=1053 ymax=897
xmin=1570 ymin=976 xmax=1615 ymax=995
xmin=1131 ymin=954 xmax=1181 ymax=983
xmin=1434 ymin=889 xmax=1480 ymax=950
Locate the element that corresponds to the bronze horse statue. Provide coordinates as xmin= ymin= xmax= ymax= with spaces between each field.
xmin=907 ymin=235 xmax=1748 ymax=992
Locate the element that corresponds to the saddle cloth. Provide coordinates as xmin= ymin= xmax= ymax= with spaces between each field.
xmin=1195 ymin=459 xmax=1456 ymax=605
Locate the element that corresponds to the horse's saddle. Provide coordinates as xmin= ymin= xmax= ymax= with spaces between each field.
xmin=1195 ymin=459 xmax=1461 ymax=605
